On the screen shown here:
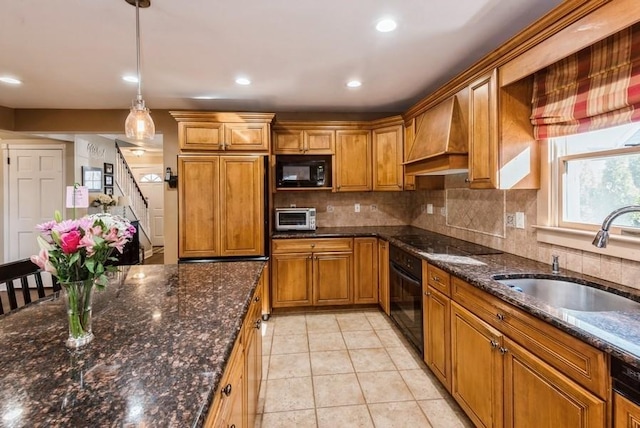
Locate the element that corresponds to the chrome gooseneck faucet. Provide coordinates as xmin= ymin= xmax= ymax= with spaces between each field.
xmin=592 ymin=205 xmax=640 ymax=248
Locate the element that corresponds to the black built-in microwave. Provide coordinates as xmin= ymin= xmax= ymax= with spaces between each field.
xmin=275 ymin=155 xmax=331 ymax=188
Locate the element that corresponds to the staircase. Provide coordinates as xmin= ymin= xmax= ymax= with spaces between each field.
xmin=114 ymin=142 xmax=152 ymax=257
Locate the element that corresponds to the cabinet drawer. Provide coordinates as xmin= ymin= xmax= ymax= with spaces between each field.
xmin=452 ymin=277 xmax=608 ymax=398
xmin=424 ymin=263 xmax=451 ymax=296
xmin=272 ymin=238 xmax=353 ymax=254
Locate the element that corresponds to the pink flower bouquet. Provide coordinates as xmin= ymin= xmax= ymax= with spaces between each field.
xmin=31 ymin=211 xmax=136 ymax=287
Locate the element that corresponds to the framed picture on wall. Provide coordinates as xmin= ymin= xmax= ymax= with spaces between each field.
xmin=104 ymin=186 xmax=114 ymax=196
xmin=104 ymin=174 xmax=113 ymax=186
xmin=81 ymin=166 xmax=102 ymax=192
xmin=104 ymin=162 xmax=114 ymax=174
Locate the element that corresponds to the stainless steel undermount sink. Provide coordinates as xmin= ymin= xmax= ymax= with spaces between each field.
xmin=491 ymin=276 xmax=640 ymax=312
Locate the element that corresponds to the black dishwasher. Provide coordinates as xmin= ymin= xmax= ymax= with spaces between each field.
xmin=612 ymin=357 xmax=640 ymax=406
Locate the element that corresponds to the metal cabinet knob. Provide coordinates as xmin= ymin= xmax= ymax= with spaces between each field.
xmin=254 ymin=295 xmax=260 ymax=302
xmin=222 ymin=383 xmax=232 ymax=397
xmin=490 ymin=339 xmax=499 ymax=349
xmin=464 ymin=178 xmax=471 ymax=183
xmin=255 ymin=319 xmax=262 ymax=329
xmin=311 ymin=243 xmax=316 ymax=248
xmin=432 ymin=275 xmax=440 ymax=283
xmin=496 ymin=313 xmax=505 ymax=321
xmin=499 ymin=347 xmax=508 ymax=355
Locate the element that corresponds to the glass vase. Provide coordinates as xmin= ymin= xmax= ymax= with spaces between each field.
xmin=61 ymin=279 xmax=95 ymax=349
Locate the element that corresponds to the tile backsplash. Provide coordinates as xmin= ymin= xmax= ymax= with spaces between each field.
xmin=274 ymin=177 xmax=640 ymax=290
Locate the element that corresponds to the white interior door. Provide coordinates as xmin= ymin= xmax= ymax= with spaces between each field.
xmin=7 ymin=147 xmax=64 ymax=262
xmin=136 ymin=168 xmax=164 ymax=246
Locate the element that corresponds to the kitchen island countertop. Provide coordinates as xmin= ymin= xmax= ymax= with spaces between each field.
xmin=0 ymin=261 xmax=266 ymax=427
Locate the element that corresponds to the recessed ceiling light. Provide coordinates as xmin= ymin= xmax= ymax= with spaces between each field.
xmin=346 ymin=80 xmax=362 ymax=88
xmin=122 ymin=75 xmax=139 ymax=83
xmin=235 ymin=77 xmax=251 ymax=85
xmin=0 ymin=76 xmax=22 ymax=85
xmin=376 ymin=19 xmax=397 ymax=33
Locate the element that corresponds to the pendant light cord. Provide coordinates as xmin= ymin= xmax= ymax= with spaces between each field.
xmin=135 ymin=0 xmax=142 ymax=101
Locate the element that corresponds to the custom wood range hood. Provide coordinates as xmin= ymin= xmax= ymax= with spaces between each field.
xmin=404 ymin=95 xmax=468 ymax=175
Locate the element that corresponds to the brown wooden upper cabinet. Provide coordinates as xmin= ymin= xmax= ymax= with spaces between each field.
xmin=178 ymin=155 xmax=265 ymax=259
xmin=335 ymin=130 xmax=372 ymax=192
xmin=372 ymin=117 xmax=404 ymax=191
xmin=467 ymin=70 xmax=540 ymax=189
xmin=171 ymin=112 xmax=274 ymax=152
xmin=273 ymin=125 xmax=335 ymax=154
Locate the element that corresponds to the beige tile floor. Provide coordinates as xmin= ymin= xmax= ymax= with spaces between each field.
xmin=255 ymin=310 xmax=474 ymax=428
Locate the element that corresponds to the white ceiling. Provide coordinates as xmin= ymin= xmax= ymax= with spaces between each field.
xmin=0 ymin=0 xmax=562 ymax=114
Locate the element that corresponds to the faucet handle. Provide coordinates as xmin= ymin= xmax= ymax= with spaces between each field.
xmin=551 ymin=254 xmax=560 ymax=274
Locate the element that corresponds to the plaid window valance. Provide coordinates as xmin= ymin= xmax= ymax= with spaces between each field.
xmin=531 ymin=22 xmax=640 ymax=140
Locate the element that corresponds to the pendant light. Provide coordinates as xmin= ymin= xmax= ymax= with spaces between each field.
xmin=124 ymin=0 xmax=155 ymax=141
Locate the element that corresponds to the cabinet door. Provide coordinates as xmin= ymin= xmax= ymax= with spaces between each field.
xmin=245 ymin=279 xmax=263 ymax=428
xmin=615 ymin=392 xmax=640 ymax=428
xmin=468 ymin=70 xmax=498 ymax=189
xmin=378 ymin=240 xmax=390 ymax=315
xmin=354 ymin=238 xmax=378 ymax=304
xmin=219 ymin=156 xmax=265 ymax=257
xmin=305 ymin=129 xmax=335 ymax=154
xmin=425 ymin=287 xmax=451 ymax=391
xmin=178 ymin=122 xmax=225 ymax=151
xmin=178 ymin=156 xmax=220 ymax=258
xmin=271 ymin=253 xmax=313 ymax=307
xmin=313 ymin=252 xmax=352 ymax=305
xmin=451 ymin=301 xmax=504 ymax=428
xmin=403 ymin=121 xmax=416 ymax=191
xmin=273 ymin=130 xmax=304 ymax=154
xmin=224 ymin=122 xmax=270 ymax=151
xmin=335 ymin=130 xmax=371 ymax=192
xmin=373 ymin=125 xmax=403 ymax=191
xmin=503 ymin=338 xmax=605 ymax=428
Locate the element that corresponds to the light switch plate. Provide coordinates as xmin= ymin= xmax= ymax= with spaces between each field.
xmin=427 ymin=204 xmax=434 ymax=214
xmin=516 ymin=212 xmax=525 ymax=229
xmin=354 ymin=203 xmax=360 ymax=213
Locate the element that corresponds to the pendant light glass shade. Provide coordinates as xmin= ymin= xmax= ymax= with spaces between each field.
xmin=125 ymin=0 xmax=155 ymax=141
xmin=125 ymin=97 xmax=155 ymax=140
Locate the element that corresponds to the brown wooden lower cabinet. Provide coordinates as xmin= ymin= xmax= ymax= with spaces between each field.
xmin=423 ymin=286 xmax=451 ymax=391
xmin=377 ymin=239 xmax=390 ymax=314
xmin=614 ymin=392 xmax=640 ymax=428
xmin=271 ymin=238 xmax=356 ymax=308
xmin=205 ymin=270 xmax=265 ymax=428
xmin=451 ymin=301 xmax=504 ymax=428
xmin=353 ymin=237 xmax=378 ymax=304
xmin=503 ymin=337 xmax=605 ymax=428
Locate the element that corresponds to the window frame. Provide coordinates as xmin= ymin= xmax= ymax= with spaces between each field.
xmin=536 ymin=136 xmax=640 ymax=260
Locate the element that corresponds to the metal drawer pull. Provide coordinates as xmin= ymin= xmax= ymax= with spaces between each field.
xmin=499 ymin=347 xmax=508 ymax=355
xmin=255 ymin=319 xmax=262 ymax=329
xmin=490 ymin=339 xmax=499 ymax=349
xmin=222 ymin=383 xmax=232 ymax=396
xmin=254 ymin=295 xmax=260 ymax=302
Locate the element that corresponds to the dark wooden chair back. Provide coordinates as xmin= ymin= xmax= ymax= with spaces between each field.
xmin=0 ymin=259 xmax=60 ymax=315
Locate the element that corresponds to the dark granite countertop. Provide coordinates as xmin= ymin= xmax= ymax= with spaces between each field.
xmin=0 ymin=261 xmax=265 ymax=427
xmin=274 ymin=226 xmax=640 ymax=369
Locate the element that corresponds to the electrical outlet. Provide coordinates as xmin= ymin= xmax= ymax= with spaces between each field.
xmin=506 ymin=213 xmax=515 ymax=228
xmin=354 ymin=203 xmax=360 ymax=213
xmin=440 ymin=207 xmax=447 ymax=217
xmin=327 ymin=204 xmax=334 ymax=213
xmin=370 ymin=204 xmax=378 ymax=212
xmin=289 ymin=203 xmax=296 ymax=208
xmin=516 ymin=212 xmax=525 ymax=229
xmin=427 ymin=204 xmax=434 ymax=214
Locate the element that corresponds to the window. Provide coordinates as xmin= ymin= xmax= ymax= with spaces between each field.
xmin=140 ymin=173 xmax=162 ymax=183
xmin=552 ymin=122 xmax=640 ymax=232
